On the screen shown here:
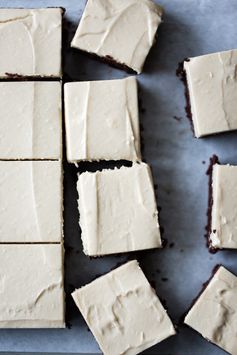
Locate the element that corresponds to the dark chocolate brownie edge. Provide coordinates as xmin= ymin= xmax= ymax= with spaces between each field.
xmin=176 ymin=59 xmax=195 ymax=135
xmin=205 ymin=155 xmax=220 ymax=253
xmin=71 ymin=47 xmax=136 ymax=74
xmin=1 ymin=74 xmax=62 ymax=81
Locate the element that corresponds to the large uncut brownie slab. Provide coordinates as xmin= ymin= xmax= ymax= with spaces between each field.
xmin=0 ymin=82 xmax=62 ymax=160
xmin=77 ymin=163 xmax=162 ymax=256
xmin=0 ymin=161 xmax=63 ymax=243
xmin=184 ymin=266 xmax=237 ymax=354
xmin=209 ymin=163 xmax=237 ymax=249
xmin=183 ymin=49 xmax=237 ymax=137
xmin=64 ymin=77 xmax=141 ymax=163
xmin=72 ymin=260 xmax=175 ymax=355
xmin=0 ymin=244 xmax=65 ymax=328
xmin=71 ymin=0 xmax=163 ymax=74
xmin=0 ymin=8 xmax=63 ymax=78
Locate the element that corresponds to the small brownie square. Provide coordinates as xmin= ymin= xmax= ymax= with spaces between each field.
xmin=0 ymin=244 xmax=64 ymax=328
xmin=64 ymin=77 xmax=141 ymax=163
xmin=71 ymin=0 xmax=163 ymax=73
xmin=77 ymin=163 xmax=162 ymax=256
xmin=0 ymin=161 xmax=63 ymax=243
xmin=0 ymin=82 xmax=62 ymax=160
xmin=72 ymin=260 xmax=175 ymax=355
xmin=184 ymin=266 xmax=237 ymax=354
xmin=0 ymin=8 xmax=63 ymax=78
xmin=183 ymin=49 xmax=237 ymax=137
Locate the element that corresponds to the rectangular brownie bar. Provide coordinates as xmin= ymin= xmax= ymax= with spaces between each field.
xmin=182 ymin=49 xmax=237 ymax=137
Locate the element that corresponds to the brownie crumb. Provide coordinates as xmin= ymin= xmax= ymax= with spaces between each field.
xmin=162 ymin=277 xmax=168 ymax=282
xmin=169 ymin=242 xmax=175 ymax=248
xmin=173 ymin=115 xmax=182 ymax=122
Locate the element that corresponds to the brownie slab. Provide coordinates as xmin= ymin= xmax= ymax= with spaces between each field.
xmin=72 ymin=260 xmax=175 ymax=355
xmin=0 ymin=8 xmax=63 ymax=78
xmin=0 ymin=161 xmax=63 ymax=243
xmin=77 ymin=163 xmax=162 ymax=256
xmin=209 ymin=163 xmax=237 ymax=249
xmin=0 ymin=244 xmax=64 ymax=328
xmin=71 ymin=0 xmax=163 ymax=74
xmin=183 ymin=49 xmax=237 ymax=137
xmin=0 ymin=81 xmax=62 ymax=160
xmin=64 ymin=77 xmax=141 ymax=163
xmin=184 ymin=266 xmax=237 ymax=354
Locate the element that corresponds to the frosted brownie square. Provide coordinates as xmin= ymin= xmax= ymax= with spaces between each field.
xmin=77 ymin=163 xmax=162 ymax=256
xmin=0 ymin=8 xmax=63 ymax=78
xmin=0 ymin=161 xmax=62 ymax=243
xmin=209 ymin=163 xmax=237 ymax=250
xmin=184 ymin=266 xmax=237 ymax=354
xmin=183 ymin=49 xmax=237 ymax=137
xmin=71 ymin=0 xmax=163 ymax=73
xmin=0 ymin=82 xmax=61 ymax=160
xmin=0 ymin=244 xmax=65 ymax=328
xmin=64 ymin=77 xmax=141 ymax=163
xmin=72 ymin=260 xmax=175 ymax=355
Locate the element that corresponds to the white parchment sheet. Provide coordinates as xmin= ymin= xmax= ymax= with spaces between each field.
xmin=0 ymin=0 xmax=236 ymax=354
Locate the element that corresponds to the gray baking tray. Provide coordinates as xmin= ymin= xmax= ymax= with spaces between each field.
xmin=0 ymin=0 xmax=236 ymax=353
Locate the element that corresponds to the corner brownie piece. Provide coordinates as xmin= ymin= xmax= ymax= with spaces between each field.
xmin=184 ymin=266 xmax=237 ymax=354
xmin=183 ymin=49 xmax=237 ymax=137
xmin=71 ymin=0 xmax=163 ymax=74
xmin=209 ymin=162 xmax=237 ymax=250
xmin=64 ymin=77 xmax=141 ymax=163
xmin=77 ymin=163 xmax=162 ymax=256
xmin=72 ymin=260 xmax=175 ymax=355
xmin=0 ymin=8 xmax=63 ymax=78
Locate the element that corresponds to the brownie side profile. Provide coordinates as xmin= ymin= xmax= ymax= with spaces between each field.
xmin=176 ymin=59 xmax=194 ymax=134
xmin=205 ymin=155 xmax=220 ymax=252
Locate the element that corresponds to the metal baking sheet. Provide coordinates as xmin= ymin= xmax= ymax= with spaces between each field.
xmin=0 ymin=0 xmax=237 ymax=353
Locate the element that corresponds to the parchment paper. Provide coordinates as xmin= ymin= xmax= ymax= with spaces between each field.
xmin=0 ymin=0 xmax=236 ymax=354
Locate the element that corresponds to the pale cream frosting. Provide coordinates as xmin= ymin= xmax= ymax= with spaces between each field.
xmin=210 ymin=164 xmax=237 ymax=249
xmin=77 ymin=163 xmax=162 ymax=256
xmin=72 ymin=260 xmax=175 ymax=355
xmin=184 ymin=49 xmax=237 ymax=138
xmin=71 ymin=0 xmax=163 ymax=73
xmin=0 ymin=8 xmax=63 ymax=78
xmin=0 ymin=82 xmax=62 ymax=159
xmin=64 ymin=77 xmax=141 ymax=162
xmin=184 ymin=266 xmax=237 ymax=355
xmin=0 ymin=161 xmax=63 ymax=243
xmin=0 ymin=244 xmax=65 ymax=328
